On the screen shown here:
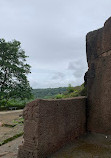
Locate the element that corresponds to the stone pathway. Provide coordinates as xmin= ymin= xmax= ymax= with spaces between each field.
xmin=0 ymin=110 xmax=23 ymax=143
xmin=0 ymin=110 xmax=23 ymax=115
xmin=1 ymin=133 xmax=111 ymax=158
xmin=49 ymin=133 xmax=111 ymax=158
xmin=0 ymin=136 xmax=23 ymax=158
xmin=0 ymin=110 xmax=23 ymax=157
xmin=0 ymin=110 xmax=23 ymax=124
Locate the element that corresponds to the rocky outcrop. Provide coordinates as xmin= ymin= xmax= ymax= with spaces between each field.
xmin=86 ymin=17 xmax=111 ymax=134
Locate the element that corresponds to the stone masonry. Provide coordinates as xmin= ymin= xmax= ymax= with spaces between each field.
xmin=86 ymin=17 xmax=111 ymax=134
xmin=17 ymin=97 xmax=86 ymax=158
xmin=18 ymin=17 xmax=111 ymax=158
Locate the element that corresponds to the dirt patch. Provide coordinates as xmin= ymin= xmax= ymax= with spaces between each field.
xmin=0 ymin=110 xmax=23 ymax=143
xmin=0 ymin=136 xmax=23 ymax=158
xmin=0 ymin=110 xmax=23 ymax=124
xmin=0 ymin=110 xmax=23 ymax=157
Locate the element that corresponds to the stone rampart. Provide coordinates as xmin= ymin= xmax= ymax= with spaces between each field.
xmin=17 ymin=97 xmax=86 ymax=158
xmin=17 ymin=16 xmax=111 ymax=158
xmin=86 ymin=17 xmax=111 ymax=134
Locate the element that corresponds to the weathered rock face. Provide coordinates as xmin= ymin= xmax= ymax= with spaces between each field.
xmin=17 ymin=97 xmax=86 ymax=158
xmin=86 ymin=17 xmax=111 ymax=134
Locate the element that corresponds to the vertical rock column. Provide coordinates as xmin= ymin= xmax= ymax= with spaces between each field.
xmin=86 ymin=17 xmax=111 ymax=134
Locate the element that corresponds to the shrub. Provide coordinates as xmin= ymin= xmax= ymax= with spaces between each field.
xmin=55 ymin=94 xmax=64 ymax=99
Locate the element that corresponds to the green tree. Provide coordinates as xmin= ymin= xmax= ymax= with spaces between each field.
xmin=67 ymin=84 xmax=74 ymax=93
xmin=0 ymin=39 xmax=32 ymax=103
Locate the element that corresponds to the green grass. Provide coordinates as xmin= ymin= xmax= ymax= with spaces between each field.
xmin=0 ymin=132 xmax=23 ymax=146
xmin=3 ymin=124 xmax=16 ymax=128
xmin=12 ymin=117 xmax=24 ymax=124
xmin=55 ymin=83 xmax=87 ymax=99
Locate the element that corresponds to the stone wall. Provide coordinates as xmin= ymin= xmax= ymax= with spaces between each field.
xmin=17 ymin=16 xmax=111 ymax=158
xmin=86 ymin=17 xmax=111 ymax=134
xmin=17 ymin=97 xmax=86 ymax=158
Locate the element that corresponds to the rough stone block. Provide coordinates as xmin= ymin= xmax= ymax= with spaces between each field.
xmin=17 ymin=97 xmax=86 ymax=158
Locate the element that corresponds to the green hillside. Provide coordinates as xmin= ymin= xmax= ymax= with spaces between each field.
xmin=32 ymin=87 xmax=67 ymax=99
xmin=55 ymin=84 xmax=87 ymax=99
xmin=32 ymin=84 xmax=87 ymax=99
xmin=0 ymin=84 xmax=86 ymax=110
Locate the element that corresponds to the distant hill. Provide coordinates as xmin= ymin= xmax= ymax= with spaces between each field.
xmin=32 ymin=87 xmax=67 ymax=99
xmin=32 ymin=84 xmax=86 ymax=99
xmin=55 ymin=84 xmax=87 ymax=99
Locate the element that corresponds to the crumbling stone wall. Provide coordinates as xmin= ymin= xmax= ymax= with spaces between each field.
xmin=86 ymin=17 xmax=111 ymax=134
xmin=17 ymin=97 xmax=86 ymax=158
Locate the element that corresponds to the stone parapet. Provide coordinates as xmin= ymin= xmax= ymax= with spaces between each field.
xmin=17 ymin=97 xmax=86 ymax=158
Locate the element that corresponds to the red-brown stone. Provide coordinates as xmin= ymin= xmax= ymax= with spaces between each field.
xmin=17 ymin=97 xmax=86 ymax=158
xmin=17 ymin=17 xmax=111 ymax=158
xmin=86 ymin=17 xmax=111 ymax=134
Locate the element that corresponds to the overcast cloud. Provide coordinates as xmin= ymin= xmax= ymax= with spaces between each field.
xmin=0 ymin=0 xmax=111 ymax=88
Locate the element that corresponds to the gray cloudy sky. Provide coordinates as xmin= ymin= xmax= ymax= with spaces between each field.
xmin=0 ymin=0 xmax=111 ymax=88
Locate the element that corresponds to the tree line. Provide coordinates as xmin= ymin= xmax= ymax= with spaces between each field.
xmin=0 ymin=39 xmax=32 ymax=108
xmin=0 ymin=38 xmax=86 ymax=110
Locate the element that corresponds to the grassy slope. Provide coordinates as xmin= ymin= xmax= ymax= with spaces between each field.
xmin=0 ymin=84 xmax=87 ymax=110
xmin=32 ymin=84 xmax=87 ymax=99
xmin=55 ymin=84 xmax=87 ymax=99
xmin=32 ymin=87 xmax=67 ymax=99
